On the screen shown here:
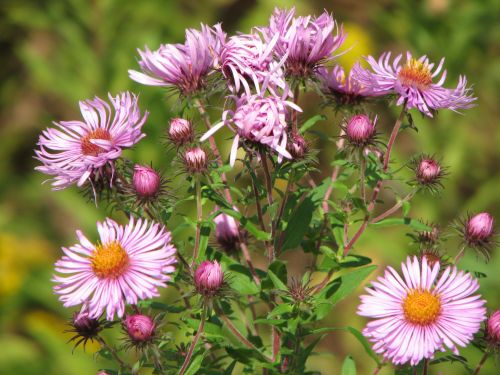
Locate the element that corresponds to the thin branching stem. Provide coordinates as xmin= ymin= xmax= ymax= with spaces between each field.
xmin=178 ymin=304 xmax=207 ymax=375
xmin=191 ymin=176 xmax=203 ymax=267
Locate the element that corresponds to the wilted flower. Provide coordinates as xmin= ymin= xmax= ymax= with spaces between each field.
xmin=35 ymin=92 xmax=147 ymax=190
xmin=352 ymin=52 xmax=476 ymax=116
xmin=129 ymin=25 xmax=219 ymax=95
xmin=168 ymin=118 xmax=194 ymax=146
xmin=194 ymin=260 xmax=224 ymax=296
xmin=214 ymin=26 xmax=288 ymax=96
xmin=358 ymin=256 xmax=486 ymax=365
xmin=183 ymin=147 xmax=208 ymax=174
xmin=201 ymin=94 xmax=302 ymax=166
xmin=266 ymin=7 xmax=346 ymax=78
xmin=317 ymin=64 xmax=383 ymax=105
xmin=53 ymin=218 xmax=177 ymax=320
xmin=124 ymin=314 xmax=156 ymax=342
xmin=214 ymin=212 xmax=240 ymax=252
xmin=487 ymin=310 xmax=500 ymax=344
xmin=344 ymin=114 xmax=377 ymax=147
xmin=133 ymin=165 xmax=161 ymax=199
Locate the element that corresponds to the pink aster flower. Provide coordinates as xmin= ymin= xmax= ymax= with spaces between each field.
xmin=317 ymin=64 xmax=383 ymax=105
xmin=129 ymin=24 xmax=220 ymax=95
xmin=358 ymin=256 xmax=486 ymax=365
xmin=352 ymin=52 xmax=476 ymax=116
xmin=201 ymin=94 xmax=302 ymax=166
xmin=214 ymin=25 xmax=288 ymax=96
xmin=35 ymin=92 xmax=147 ymax=190
xmin=53 ymin=218 xmax=177 ymax=320
xmin=265 ymin=7 xmax=346 ymax=77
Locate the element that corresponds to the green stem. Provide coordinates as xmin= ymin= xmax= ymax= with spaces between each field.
xmin=191 ymin=177 xmax=202 ymax=267
xmin=370 ymin=190 xmax=416 ymax=224
xmin=178 ymin=305 xmax=207 ymax=375
xmin=97 ymin=336 xmax=128 ymax=371
xmin=454 ymin=243 xmax=467 ymax=265
xmin=359 ymin=149 xmax=366 ymax=203
xmin=472 ymin=351 xmax=489 ymax=375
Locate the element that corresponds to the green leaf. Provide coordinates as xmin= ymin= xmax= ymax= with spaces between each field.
xmin=300 ymin=114 xmax=327 ymax=133
xmin=182 ymin=352 xmax=205 ymax=375
xmin=370 ymin=217 xmax=431 ymax=231
xmin=281 ymin=197 xmax=315 ymax=250
xmin=341 ymin=356 xmax=356 ymax=375
xmin=309 ymin=327 xmax=380 ymax=365
xmin=268 ymin=303 xmax=293 ymax=318
xmin=267 ymin=270 xmax=288 ymax=291
xmin=330 ymin=266 xmax=376 ymax=305
xmin=228 ymin=264 xmax=260 ymax=295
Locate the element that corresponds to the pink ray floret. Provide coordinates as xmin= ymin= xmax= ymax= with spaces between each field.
xmin=358 ymin=256 xmax=486 ymax=365
xmin=53 ymin=217 xmax=177 ymax=320
xmin=35 ymin=92 xmax=147 ymax=189
xmin=352 ymin=52 xmax=476 ymax=116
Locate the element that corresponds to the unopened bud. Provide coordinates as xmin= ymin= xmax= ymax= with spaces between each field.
xmin=487 ymin=310 xmax=500 ymax=343
xmin=133 ymin=165 xmax=161 ymax=198
xmin=288 ymin=133 xmax=308 ymax=159
xmin=466 ymin=212 xmax=494 ymax=244
xmin=416 ymin=158 xmax=442 ymax=185
xmin=168 ymin=118 xmax=194 ymax=146
xmin=124 ymin=314 xmax=155 ymax=342
xmin=194 ymin=260 xmax=224 ymax=296
xmin=345 ymin=114 xmax=376 ymax=146
xmin=214 ymin=212 xmax=240 ymax=252
xmin=183 ymin=147 xmax=207 ymax=174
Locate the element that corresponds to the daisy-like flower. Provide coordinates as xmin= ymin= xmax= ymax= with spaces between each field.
xmin=201 ymin=94 xmax=302 ymax=166
xmin=358 ymin=256 xmax=486 ymax=365
xmin=265 ymin=7 xmax=346 ymax=78
xmin=214 ymin=25 xmax=288 ymax=96
xmin=53 ymin=218 xmax=177 ymax=320
xmin=352 ymin=52 xmax=476 ymax=116
xmin=35 ymin=92 xmax=147 ymax=190
xmin=317 ymin=64 xmax=383 ymax=105
xmin=129 ymin=24 xmax=220 ymax=95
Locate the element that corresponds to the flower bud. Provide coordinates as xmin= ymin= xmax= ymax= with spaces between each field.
xmin=168 ymin=118 xmax=194 ymax=146
xmin=288 ymin=133 xmax=308 ymax=159
xmin=183 ymin=147 xmax=207 ymax=174
xmin=124 ymin=314 xmax=155 ymax=342
xmin=97 ymin=371 xmax=109 ymax=375
xmin=72 ymin=310 xmax=101 ymax=337
xmin=416 ymin=158 xmax=441 ymax=185
xmin=194 ymin=260 xmax=224 ymax=296
xmin=132 ymin=165 xmax=161 ymax=198
xmin=345 ymin=114 xmax=376 ymax=146
xmin=466 ymin=212 xmax=494 ymax=243
xmin=214 ymin=212 xmax=240 ymax=252
xmin=487 ymin=310 xmax=500 ymax=343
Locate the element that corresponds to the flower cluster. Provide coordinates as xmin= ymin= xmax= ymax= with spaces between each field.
xmin=32 ymin=6 xmax=496 ymax=375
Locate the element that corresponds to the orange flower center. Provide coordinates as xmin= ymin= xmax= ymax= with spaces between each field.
xmin=403 ymin=289 xmax=441 ymax=325
xmin=91 ymin=241 xmax=129 ymax=279
xmin=81 ymin=129 xmax=111 ymax=156
xmin=398 ymin=59 xmax=433 ymax=89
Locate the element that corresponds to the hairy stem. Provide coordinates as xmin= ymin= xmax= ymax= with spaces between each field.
xmin=260 ymin=150 xmax=275 ymax=262
xmin=322 ymin=134 xmax=345 ymax=213
xmin=217 ymin=311 xmax=272 ymax=362
xmin=191 ymin=177 xmax=202 ymax=267
xmin=343 ymin=105 xmax=407 ymax=255
xmin=97 ymin=336 xmax=128 ymax=371
xmin=370 ymin=190 xmax=416 ymax=224
xmin=454 ymin=243 xmax=468 ymax=265
xmin=178 ymin=305 xmax=207 ymax=375
xmin=359 ymin=149 xmax=366 ymax=202
xmin=472 ymin=351 xmax=489 ymax=375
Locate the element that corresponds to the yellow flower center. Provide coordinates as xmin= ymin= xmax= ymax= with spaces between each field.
xmin=403 ymin=289 xmax=441 ymax=325
xmin=81 ymin=129 xmax=111 ymax=156
xmin=91 ymin=241 xmax=129 ymax=279
xmin=398 ymin=59 xmax=433 ymax=89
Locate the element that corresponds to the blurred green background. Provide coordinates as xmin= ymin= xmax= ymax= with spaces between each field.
xmin=0 ymin=0 xmax=499 ymax=374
